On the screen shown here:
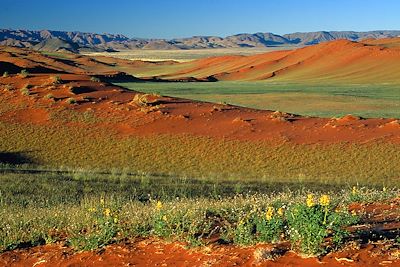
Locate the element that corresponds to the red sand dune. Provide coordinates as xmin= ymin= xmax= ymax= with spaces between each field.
xmin=1 ymin=72 xmax=400 ymax=145
xmin=148 ymin=39 xmax=400 ymax=83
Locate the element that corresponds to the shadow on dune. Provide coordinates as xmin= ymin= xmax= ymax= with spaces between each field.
xmin=0 ymin=61 xmax=66 ymax=74
xmin=0 ymin=152 xmax=35 ymax=165
xmin=0 ymin=62 xmax=23 ymax=74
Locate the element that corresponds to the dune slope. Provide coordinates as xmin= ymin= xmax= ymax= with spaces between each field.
xmin=145 ymin=39 xmax=400 ymax=83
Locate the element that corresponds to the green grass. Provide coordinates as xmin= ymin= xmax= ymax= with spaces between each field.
xmin=1 ymin=121 xmax=400 ymax=186
xmin=116 ymin=81 xmax=400 ymax=118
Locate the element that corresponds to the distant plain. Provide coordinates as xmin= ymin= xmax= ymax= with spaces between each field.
xmin=85 ymin=47 xmax=297 ymax=62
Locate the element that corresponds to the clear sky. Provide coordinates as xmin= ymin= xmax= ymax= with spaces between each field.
xmin=1 ymin=0 xmax=400 ymax=39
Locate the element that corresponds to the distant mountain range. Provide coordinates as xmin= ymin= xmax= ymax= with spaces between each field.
xmin=1 ymin=29 xmax=400 ymax=53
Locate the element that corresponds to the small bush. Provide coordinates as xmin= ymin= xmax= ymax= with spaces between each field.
xmin=2 ymin=71 xmax=9 ymax=78
xmin=3 ymin=84 xmax=13 ymax=91
xmin=65 ymin=97 xmax=77 ymax=104
xmin=50 ymin=76 xmax=62 ymax=84
xmin=68 ymin=200 xmax=120 ymax=251
xmin=286 ymin=194 xmax=359 ymax=256
xmin=44 ymin=93 xmax=55 ymax=99
xmin=151 ymin=201 xmax=210 ymax=246
xmin=131 ymin=94 xmax=162 ymax=107
xmin=20 ymin=85 xmax=31 ymax=96
xmin=223 ymin=206 xmax=285 ymax=246
xmin=19 ymin=69 xmax=29 ymax=78
xmin=90 ymin=77 xmax=100 ymax=82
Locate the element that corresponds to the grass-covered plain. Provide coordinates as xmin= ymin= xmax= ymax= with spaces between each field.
xmin=1 ymin=121 xmax=400 ymax=186
xmin=116 ymin=81 xmax=400 ymax=118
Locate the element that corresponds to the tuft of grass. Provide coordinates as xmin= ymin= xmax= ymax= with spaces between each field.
xmin=2 ymin=71 xmax=9 ymax=78
xmin=18 ymin=69 xmax=29 ymax=78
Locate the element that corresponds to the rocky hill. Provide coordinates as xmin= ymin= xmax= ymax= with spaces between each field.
xmin=1 ymin=29 xmax=400 ymax=52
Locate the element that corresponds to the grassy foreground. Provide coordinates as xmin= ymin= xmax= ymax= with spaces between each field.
xmin=0 ymin=169 xmax=398 ymax=256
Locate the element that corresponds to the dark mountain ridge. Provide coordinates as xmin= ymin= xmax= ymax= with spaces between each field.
xmin=1 ymin=29 xmax=400 ymax=52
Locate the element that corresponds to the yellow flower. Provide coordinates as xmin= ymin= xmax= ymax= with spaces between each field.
xmin=103 ymin=208 xmax=111 ymax=217
xmin=306 ymin=194 xmax=315 ymax=207
xmin=88 ymin=207 xmax=96 ymax=212
xmin=352 ymin=186 xmax=357 ymax=195
xmin=319 ymin=195 xmax=330 ymax=207
xmin=162 ymin=215 xmax=168 ymax=221
xmin=277 ymin=207 xmax=284 ymax=216
xmin=351 ymin=210 xmax=357 ymax=216
xmin=383 ymin=186 xmax=387 ymax=192
xmin=113 ymin=217 xmax=118 ymax=223
xmin=156 ymin=201 xmax=163 ymax=211
xmin=266 ymin=206 xmax=274 ymax=221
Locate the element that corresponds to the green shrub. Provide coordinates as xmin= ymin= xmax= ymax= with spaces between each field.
xmin=222 ymin=206 xmax=285 ymax=246
xmin=67 ymin=200 xmax=120 ymax=251
xmin=255 ymin=206 xmax=285 ymax=243
xmin=151 ymin=201 xmax=210 ymax=246
xmin=286 ymin=194 xmax=359 ymax=256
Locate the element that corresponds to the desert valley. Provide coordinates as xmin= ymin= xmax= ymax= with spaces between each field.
xmin=0 ymin=1 xmax=399 ymax=266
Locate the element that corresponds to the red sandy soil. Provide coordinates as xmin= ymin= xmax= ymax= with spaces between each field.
xmin=147 ymin=39 xmax=400 ymax=83
xmin=1 ymin=199 xmax=399 ymax=267
xmin=0 ymin=239 xmax=398 ymax=267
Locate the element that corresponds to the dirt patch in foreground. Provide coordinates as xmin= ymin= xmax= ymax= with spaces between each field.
xmin=0 ymin=238 xmax=399 ymax=267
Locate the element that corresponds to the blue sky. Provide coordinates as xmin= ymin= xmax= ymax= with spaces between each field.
xmin=1 ymin=0 xmax=400 ymax=38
